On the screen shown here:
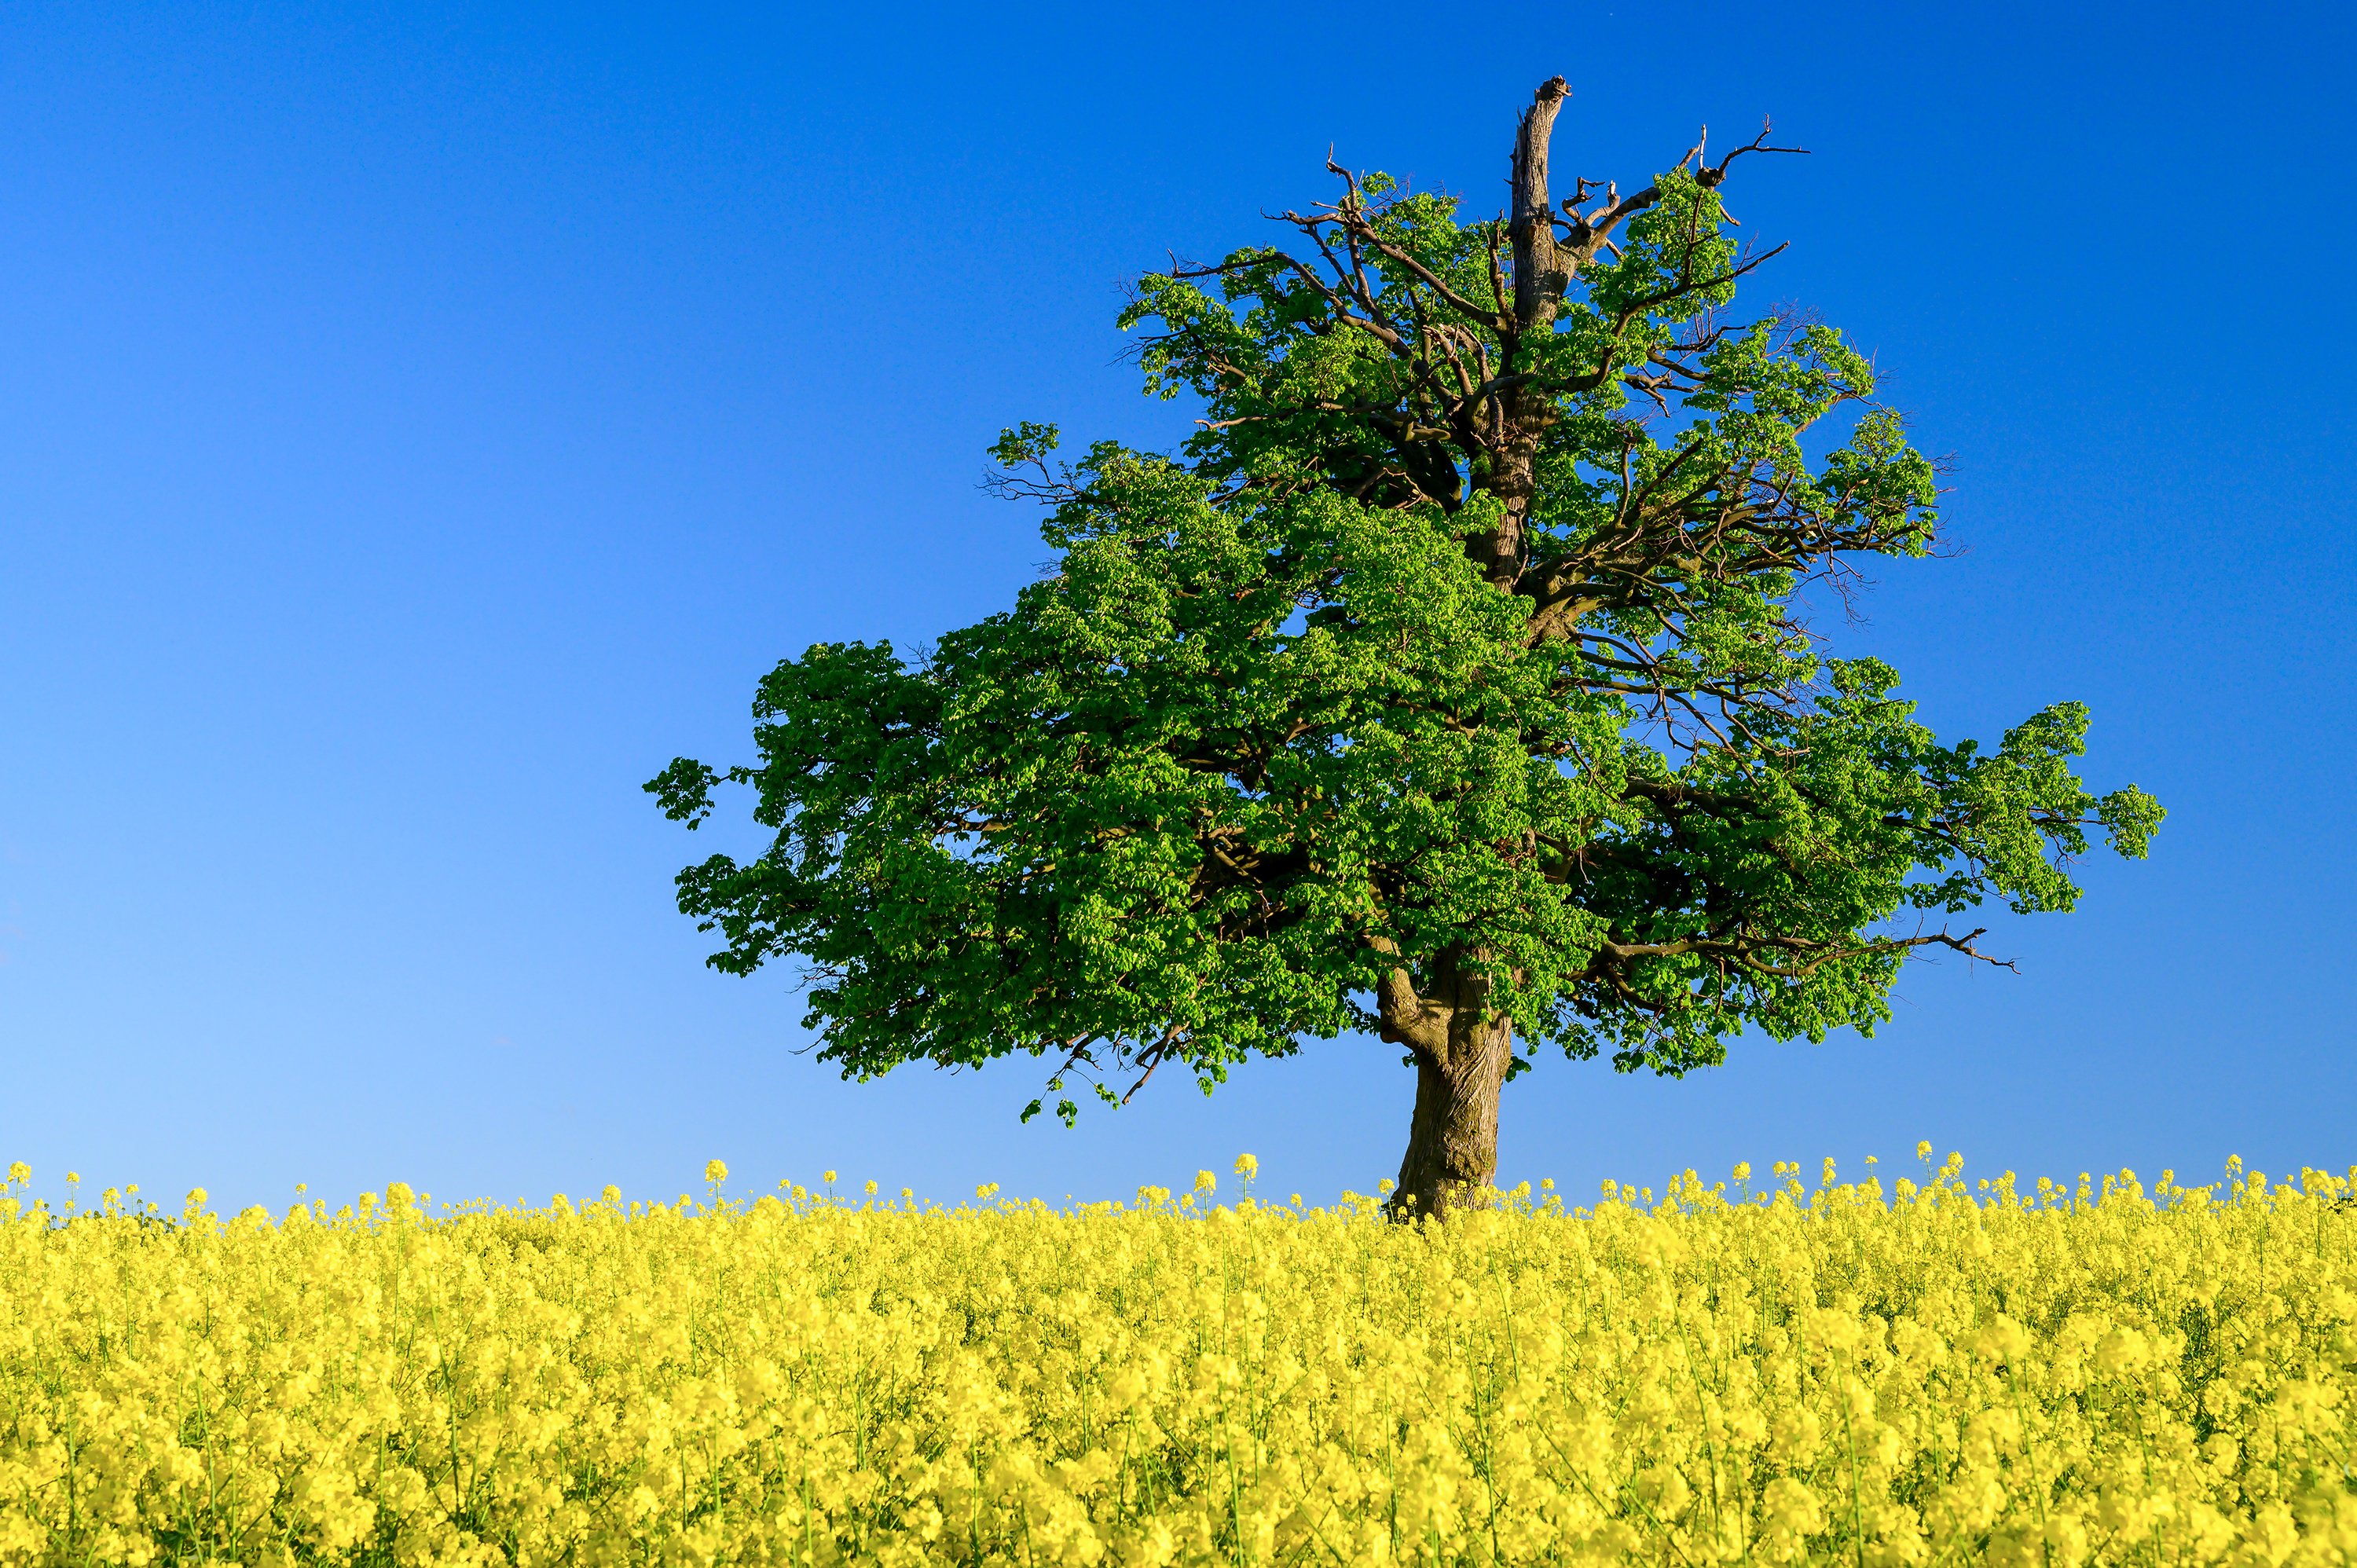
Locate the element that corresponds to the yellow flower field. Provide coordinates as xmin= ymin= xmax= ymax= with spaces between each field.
xmin=1 ymin=1152 xmax=2350 ymax=1568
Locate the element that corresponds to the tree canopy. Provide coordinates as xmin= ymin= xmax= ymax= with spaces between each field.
xmin=650 ymin=79 xmax=2161 ymax=1214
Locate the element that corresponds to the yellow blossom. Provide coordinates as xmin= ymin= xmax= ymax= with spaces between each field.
xmin=0 ymin=1152 xmax=2341 ymax=1567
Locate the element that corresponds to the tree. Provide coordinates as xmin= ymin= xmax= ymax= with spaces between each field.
xmin=647 ymin=79 xmax=2162 ymax=1218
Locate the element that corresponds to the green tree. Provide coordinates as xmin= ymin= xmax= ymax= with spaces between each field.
xmin=648 ymin=79 xmax=2161 ymax=1217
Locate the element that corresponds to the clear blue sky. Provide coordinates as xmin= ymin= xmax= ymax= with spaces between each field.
xmin=2 ymin=2 xmax=2348 ymax=1212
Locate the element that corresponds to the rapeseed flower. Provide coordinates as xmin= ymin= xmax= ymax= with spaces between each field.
xmin=0 ymin=1156 xmax=2348 ymax=1566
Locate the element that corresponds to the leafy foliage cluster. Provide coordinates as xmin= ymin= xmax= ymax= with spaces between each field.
xmin=651 ymin=133 xmax=2158 ymax=1124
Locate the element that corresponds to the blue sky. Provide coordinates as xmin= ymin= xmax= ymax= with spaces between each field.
xmin=2 ymin=1 xmax=2349 ymax=1212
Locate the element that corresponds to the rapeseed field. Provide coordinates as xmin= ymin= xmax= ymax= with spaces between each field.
xmin=1 ymin=1151 xmax=2349 ymax=1568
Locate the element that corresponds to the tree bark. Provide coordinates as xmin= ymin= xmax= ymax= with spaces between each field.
xmin=1376 ymin=943 xmax=1512 ymax=1218
xmin=1374 ymin=79 xmax=1571 ymax=1216
xmin=1468 ymin=75 xmax=1573 ymax=594
xmin=1391 ymin=1009 xmax=1512 ymax=1219
xmin=1508 ymin=76 xmax=1571 ymax=332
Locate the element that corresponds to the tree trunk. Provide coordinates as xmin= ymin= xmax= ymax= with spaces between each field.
xmin=1374 ymin=82 xmax=1574 ymax=1216
xmin=1467 ymin=75 xmax=1573 ymax=594
xmin=1374 ymin=943 xmax=1515 ymax=1219
xmin=1389 ymin=1009 xmax=1512 ymax=1220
